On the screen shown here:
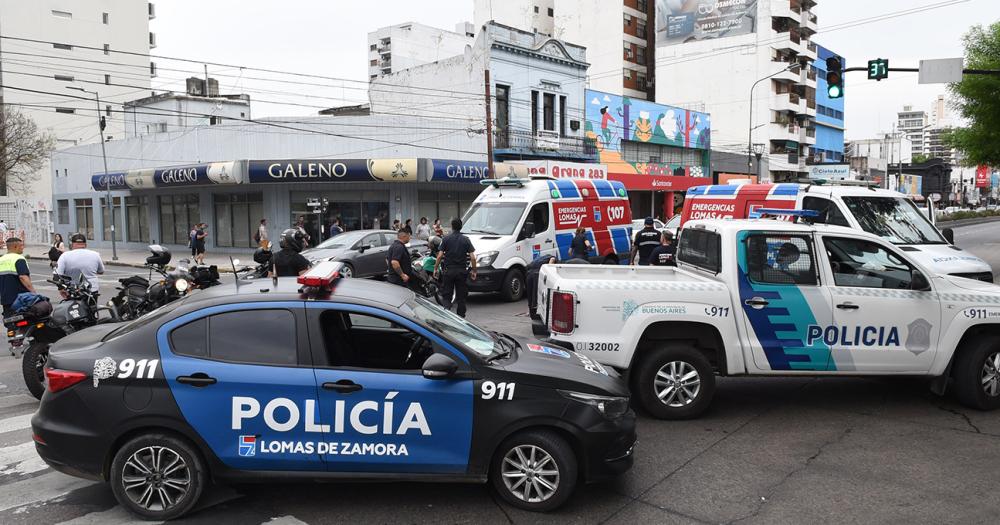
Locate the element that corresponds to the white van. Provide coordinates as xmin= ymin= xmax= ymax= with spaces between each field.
xmin=461 ymin=176 xmax=634 ymax=301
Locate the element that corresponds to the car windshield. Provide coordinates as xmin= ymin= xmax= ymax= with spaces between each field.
xmin=842 ymin=196 xmax=946 ymax=245
xmin=313 ymin=231 xmax=365 ymax=250
xmin=406 ymin=295 xmax=497 ymax=357
xmin=462 ymin=202 xmax=526 ymax=236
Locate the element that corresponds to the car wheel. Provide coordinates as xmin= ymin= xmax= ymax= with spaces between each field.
xmin=501 ymin=269 xmax=525 ymax=302
xmin=339 ymin=263 xmax=354 ymax=278
xmin=953 ymin=334 xmax=1000 ymax=410
xmin=22 ymin=342 xmax=48 ymax=399
xmin=491 ymin=429 xmax=577 ymax=512
xmin=603 ymin=256 xmax=617 ymax=266
xmin=110 ymin=433 xmax=206 ymax=521
xmin=634 ymin=344 xmax=715 ymax=420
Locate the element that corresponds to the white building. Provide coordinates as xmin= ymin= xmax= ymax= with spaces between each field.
xmin=0 ymin=0 xmax=154 ymax=240
xmin=368 ymin=22 xmax=475 ymax=80
xmin=846 ymin=134 xmax=912 ymax=180
xmin=474 ymin=0 xmax=555 ymax=36
xmin=124 ymin=85 xmax=251 ymax=137
xmin=655 ymin=0 xmax=820 ymax=182
xmin=897 ymin=105 xmax=928 ymax=159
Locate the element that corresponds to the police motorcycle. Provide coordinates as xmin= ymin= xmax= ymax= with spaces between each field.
xmin=110 ymin=245 xmax=221 ymax=321
xmin=5 ymin=273 xmax=117 ymax=399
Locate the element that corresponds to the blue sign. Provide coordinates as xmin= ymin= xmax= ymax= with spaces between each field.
xmin=248 ymin=159 xmax=418 ymax=184
xmin=429 ymin=160 xmax=490 ymax=182
xmin=90 ymin=172 xmax=129 ymax=191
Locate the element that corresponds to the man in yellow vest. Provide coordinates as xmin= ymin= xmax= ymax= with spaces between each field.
xmin=0 ymin=237 xmax=35 ymax=316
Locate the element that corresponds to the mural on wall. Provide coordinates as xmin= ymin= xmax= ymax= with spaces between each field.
xmin=584 ymin=89 xmax=710 ymax=189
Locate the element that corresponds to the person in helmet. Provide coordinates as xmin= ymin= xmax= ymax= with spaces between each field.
xmin=269 ymin=228 xmax=311 ymax=277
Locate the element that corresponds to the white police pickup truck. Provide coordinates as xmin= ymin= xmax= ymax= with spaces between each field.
xmin=535 ymin=213 xmax=1000 ymax=419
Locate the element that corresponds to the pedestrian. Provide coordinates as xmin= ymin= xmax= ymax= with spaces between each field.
xmin=569 ymin=227 xmax=592 ymax=261
xmin=328 ymin=217 xmax=343 ymax=238
xmin=648 ymin=231 xmax=677 ymax=267
xmin=385 ymin=229 xmax=414 ymax=287
xmin=48 ymin=233 xmax=66 ymax=270
xmin=433 ymin=218 xmax=444 ymax=237
xmin=391 ymin=219 xmax=401 ymax=232
xmin=270 ymin=229 xmax=311 ymax=277
xmin=630 ymin=218 xmax=661 ymax=266
xmin=255 ymin=219 xmax=269 ymax=249
xmin=0 ymin=237 xmax=35 ymax=315
xmin=415 ymin=217 xmax=432 ymax=240
xmin=526 ymin=255 xmax=557 ymax=319
xmin=0 ymin=220 xmax=8 ymax=235
xmin=192 ymin=223 xmax=208 ymax=265
xmin=294 ymin=216 xmax=311 ymax=249
xmin=188 ymin=224 xmax=198 ymax=257
xmin=56 ymin=233 xmax=104 ymax=295
xmin=402 ymin=219 xmax=413 ymax=235
xmin=434 ymin=218 xmax=477 ymax=318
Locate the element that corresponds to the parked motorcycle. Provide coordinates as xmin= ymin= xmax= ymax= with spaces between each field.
xmin=5 ymin=274 xmax=117 ymax=399
xmin=111 ymin=245 xmax=221 ymax=321
xmin=409 ymin=250 xmax=443 ymax=305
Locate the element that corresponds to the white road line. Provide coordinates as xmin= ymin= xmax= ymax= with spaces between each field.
xmin=0 ymin=441 xmax=48 ymax=477
xmin=0 ymin=395 xmax=38 ymax=410
xmin=56 ymin=505 xmax=159 ymax=525
xmin=263 ymin=517 xmax=310 ymax=525
xmin=0 ymin=471 xmax=93 ymax=513
xmin=0 ymin=413 xmax=33 ymax=435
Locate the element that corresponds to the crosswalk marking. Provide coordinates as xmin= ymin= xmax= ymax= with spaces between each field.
xmin=0 ymin=471 xmax=93 ymax=513
xmin=0 ymin=413 xmax=33 ymax=435
xmin=264 ymin=516 xmax=310 ymax=525
xmin=55 ymin=505 xmax=160 ymax=525
xmin=0 ymin=395 xmax=38 ymax=410
xmin=0 ymin=441 xmax=47 ymax=477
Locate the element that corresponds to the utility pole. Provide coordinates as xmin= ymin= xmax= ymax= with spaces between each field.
xmin=68 ymin=86 xmax=117 ymax=260
xmin=484 ymin=69 xmax=495 ymax=178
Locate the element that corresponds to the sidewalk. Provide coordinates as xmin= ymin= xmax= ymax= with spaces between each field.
xmin=19 ymin=243 xmax=255 ymax=270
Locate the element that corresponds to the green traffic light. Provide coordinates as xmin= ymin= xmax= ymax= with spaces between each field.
xmin=828 ymin=85 xmax=842 ymax=99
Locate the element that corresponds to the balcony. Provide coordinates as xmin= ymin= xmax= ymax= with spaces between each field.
xmin=799 ymin=40 xmax=818 ymax=61
xmin=800 ymin=126 xmax=817 ymax=145
xmin=494 ymin=129 xmax=598 ymax=161
xmin=768 ymin=121 xmax=800 ymax=142
xmin=378 ymin=43 xmax=391 ymax=54
xmin=801 ymin=11 xmax=818 ymax=33
xmin=772 ymin=91 xmax=802 ymax=113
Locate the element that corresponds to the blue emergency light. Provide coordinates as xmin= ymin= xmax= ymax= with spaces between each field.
xmin=750 ymin=209 xmax=820 ymax=220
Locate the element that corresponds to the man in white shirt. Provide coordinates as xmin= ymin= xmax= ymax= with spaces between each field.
xmin=56 ymin=233 xmax=105 ymax=294
xmin=0 ymin=220 xmax=8 ymax=234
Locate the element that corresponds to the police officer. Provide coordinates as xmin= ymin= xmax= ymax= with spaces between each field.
xmin=648 ymin=231 xmax=677 ymax=267
xmin=630 ymin=218 xmax=661 ymax=266
xmin=0 ymin=237 xmax=35 ymax=315
xmin=434 ymin=218 xmax=477 ymax=318
xmin=386 ymin=229 xmax=414 ymax=287
xmin=269 ymin=228 xmax=311 ymax=277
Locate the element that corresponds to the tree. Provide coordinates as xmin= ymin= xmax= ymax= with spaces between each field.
xmin=946 ymin=22 xmax=1000 ymax=166
xmin=0 ymin=106 xmax=55 ymax=196
xmin=912 ymin=154 xmax=929 ymax=164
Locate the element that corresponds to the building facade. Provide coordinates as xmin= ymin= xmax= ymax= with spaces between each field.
xmin=897 ymin=105 xmax=928 ymax=159
xmin=655 ymin=0 xmax=821 ymax=182
xmin=367 ymin=22 xmax=475 ymax=80
xmin=811 ymin=44 xmax=844 ymax=164
xmin=845 ymin=134 xmax=912 ymax=183
xmin=0 ymin=0 xmax=154 ymax=240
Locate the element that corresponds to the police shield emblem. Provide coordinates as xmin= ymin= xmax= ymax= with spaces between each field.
xmin=905 ymin=318 xmax=932 ymax=355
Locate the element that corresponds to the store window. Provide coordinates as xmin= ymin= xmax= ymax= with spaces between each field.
xmin=214 ymin=193 xmax=264 ymax=248
xmin=290 ymin=190 xmax=388 ymax=243
xmin=158 ymin=194 xmax=200 ymax=245
xmin=100 ymin=197 xmax=123 ymax=242
xmin=126 ymin=196 xmax=150 ymax=243
xmin=57 ymin=200 xmax=69 ymax=224
xmin=74 ymin=198 xmax=94 ymax=240
xmin=419 ymin=190 xmax=478 ymax=229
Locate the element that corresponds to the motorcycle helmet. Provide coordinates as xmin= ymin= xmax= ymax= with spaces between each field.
xmin=253 ymin=245 xmax=273 ymax=265
xmin=279 ymin=228 xmax=305 ymax=252
xmin=146 ymin=244 xmax=171 ymax=267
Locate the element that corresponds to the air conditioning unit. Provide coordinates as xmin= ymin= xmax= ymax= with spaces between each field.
xmin=535 ymin=130 xmax=560 ymax=150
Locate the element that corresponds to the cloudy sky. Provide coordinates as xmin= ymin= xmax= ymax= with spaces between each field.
xmin=152 ymin=0 xmax=998 ymax=141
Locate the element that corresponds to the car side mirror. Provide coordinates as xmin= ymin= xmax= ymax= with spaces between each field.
xmin=357 ymin=244 xmax=372 ymax=253
xmin=910 ymin=270 xmax=931 ymax=291
xmin=941 ymin=227 xmax=955 ymax=244
xmin=519 ymin=221 xmax=535 ymax=240
xmin=422 ymin=353 xmax=458 ymax=379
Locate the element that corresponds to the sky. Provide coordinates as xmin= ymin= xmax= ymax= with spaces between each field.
xmin=152 ymin=0 xmax=1000 ymax=141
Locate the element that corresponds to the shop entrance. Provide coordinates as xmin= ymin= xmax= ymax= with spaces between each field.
xmin=290 ymin=191 xmax=389 ymax=244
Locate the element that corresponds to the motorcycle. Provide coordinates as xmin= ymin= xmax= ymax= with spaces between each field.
xmin=409 ymin=250 xmax=443 ymax=306
xmin=5 ymin=274 xmax=117 ymax=399
xmin=111 ymin=245 xmax=221 ymax=321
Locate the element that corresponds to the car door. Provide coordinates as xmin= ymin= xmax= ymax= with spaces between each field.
xmin=517 ymin=201 xmax=556 ymax=261
xmin=735 ymin=231 xmax=837 ymax=372
xmin=156 ymin=302 xmax=322 ymax=471
xmin=818 ymin=235 xmax=941 ymax=372
xmin=353 ymin=232 xmax=386 ymax=277
xmin=306 ymin=304 xmax=474 ymax=473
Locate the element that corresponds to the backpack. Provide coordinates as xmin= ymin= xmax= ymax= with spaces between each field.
xmin=48 ymin=246 xmax=62 ymax=262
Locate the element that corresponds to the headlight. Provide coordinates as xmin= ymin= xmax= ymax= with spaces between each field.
xmin=174 ymin=278 xmax=190 ymax=292
xmin=559 ymin=390 xmax=629 ymax=419
xmin=477 ymin=251 xmax=499 ymax=266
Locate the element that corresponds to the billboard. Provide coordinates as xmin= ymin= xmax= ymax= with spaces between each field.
xmin=807 ymin=165 xmax=849 ymax=181
xmin=507 ymin=161 xmax=608 ymax=180
xmin=656 ymin=0 xmax=759 ymax=46
xmin=247 ymin=159 xmax=417 ymax=184
xmin=897 ymin=174 xmax=923 ymax=195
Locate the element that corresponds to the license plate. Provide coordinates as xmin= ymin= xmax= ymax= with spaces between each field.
xmin=3 ymin=315 xmax=23 ymax=324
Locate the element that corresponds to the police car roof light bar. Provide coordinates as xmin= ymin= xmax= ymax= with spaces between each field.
xmin=298 ymin=260 xmax=345 ymax=289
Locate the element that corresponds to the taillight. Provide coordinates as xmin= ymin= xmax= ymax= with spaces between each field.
xmin=15 ymin=320 xmax=28 ymax=327
xmin=550 ymin=291 xmax=576 ymax=334
xmin=45 ymin=368 xmax=87 ymax=393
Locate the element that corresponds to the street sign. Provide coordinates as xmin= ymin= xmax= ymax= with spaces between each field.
xmin=919 ymin=58 xmax=964 ymax=84
xmin=929 ymin=193 xmax=942 ymax=203
xmin=868 ymin=59 xmax=889 ymax=81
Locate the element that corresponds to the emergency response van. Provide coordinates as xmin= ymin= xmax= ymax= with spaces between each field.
xmin=536 ymin=213 xmax=1000 ymax=420
xmin=462 ymin=176 xmax=633 ymax=301
xmin=680 ymin=182 xmax=993 ymax=281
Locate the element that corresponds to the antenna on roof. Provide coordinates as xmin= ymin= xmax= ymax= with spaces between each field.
xmin=229 ymin=256 xmax=241 ymax=290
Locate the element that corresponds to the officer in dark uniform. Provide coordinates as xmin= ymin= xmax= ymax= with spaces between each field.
xmin=386 ymin=230 xmax=414 ymax=287
xmin=434 ymin=218 xmax=477 ymax=318
xmin=648 ymin=231 xmax=677 ymax=267
xmin=269 ymin=228 xmax=311 ymax=277
xmin=630 ymin=218 xmax=661 ymax=266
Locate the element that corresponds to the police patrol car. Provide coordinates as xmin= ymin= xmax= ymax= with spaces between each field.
xmin=536 ymin=210 xmax=1000 ymax=419
xmin=31 ymin=263 xmax=636 ymax=519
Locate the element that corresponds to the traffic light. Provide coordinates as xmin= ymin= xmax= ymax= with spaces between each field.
xmin=826 ymin=56 xmax=844 ymax=99
xmin=99 ymin=116 xmax=107 ymax=131
xmin=868 ymin=58 xmax=889 ymax=81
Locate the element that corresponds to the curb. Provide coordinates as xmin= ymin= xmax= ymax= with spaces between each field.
xmin=937 ymin=216 xmax=1000 ymax=229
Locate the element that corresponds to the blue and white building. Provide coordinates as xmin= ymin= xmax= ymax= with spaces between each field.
xmin=811 ymin=44 xmax=846 ymax=165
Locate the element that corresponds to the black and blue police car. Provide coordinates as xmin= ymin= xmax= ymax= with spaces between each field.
xmin=31 ymin=262 xmax=636 ymax=519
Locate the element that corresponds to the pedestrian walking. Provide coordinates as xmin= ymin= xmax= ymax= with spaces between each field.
xmin=630 ymin=218 xmax=661 ymax=266
xmin=56 ymin=233 xmax=104 ymax=295
xmin=48 ymin=233 xmax=66 ymax=270
xmin=328 ymin=217 xmax=343 ymax=238
xmin=385 ymin=230 xmax=414 ymax=287
xmin=192 ymin=223 xmax=208 ymax=264
xmin=433 ymin=218 xmax=444 ymax=237
xmin=0 ymin=237 xmax=35 ymax=315
xmin=0 ymin=220 xmax=8 ymax=235
xmin=569 ymin=227 xmax=592 ymax=261
xmin=255 ymin=219 xmax=269 ymax=249
xmin=434 ymin=218 xmax=477 ymax=318
xmin=402 ymin=219 xmax=413 ymax=235
xmin=415 ymin=217 xmax=432 ymax=240
xmin=648 ymin=231 xmax=677 ymax=267
xmin=391 ymin=219 xmax=401 ymax=232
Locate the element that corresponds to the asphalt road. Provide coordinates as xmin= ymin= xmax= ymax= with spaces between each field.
xmin=0 ymin=223 xmax=999 ymax=523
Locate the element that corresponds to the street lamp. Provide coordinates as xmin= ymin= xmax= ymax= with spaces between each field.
xmin=67 ymin=86 xmax=117 ymax=261
xmin=752 ymin=143 xmax=766 ymax=181
xmin=747 ymin=62 xmax=801 ymax=177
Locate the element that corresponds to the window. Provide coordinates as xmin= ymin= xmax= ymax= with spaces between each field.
xmin=534 ymin=5 xmax=539 ymax=13
xmin=745 ymin=234 xmax=817 ymax=285
xmin=357 ymin=232 xmax=384 ymax=249
xmin=636 ymin=46 xmax=646 ymax=64
xmin=102 ymin=12 xmax=109 ymax=24
xmin=559 ymin=95 xmax=566 ymax=137
xmin=55 ymin=108 xmax=75 ymax=115
xmin=637 ymin=72 xmax=647 ymax=89
xmin=823 ymin=237 xmax=922 ymax=290
xmin=101 ymin=197 xmax=123 ymax=242
xmin=623 ymin=41 xmax=633 ymax=60
xmin=531 ymin=90 xmax=538 ymax=134
xmin=548 ymin=7 xmax=554 ymax=16
xmin=54 ymin=74 xmax=74 ymax=82
xmin=57 ymin=200 xmax=69 ymax=224
xmin=53 ymin=43 xmax=73 ymax=50
xmin=104 ymin=74 xmax=111 ymax=85
xmin=209 ymin=116 xmax=220 ymax=125
xmin=495 ymin=84 xmax=510 ymax=145
xmin=638 ymin=0 xmax=648 ymax=11
xmin=320 ymin=310 xmax=432 ymax=370
xmin=803 ymin=197 xmax=849 ymax=227
xmin=213 ymin=193 xmax=263 ymax=248
xmin=637 ymin=21 xmax=647 ymax=39
xmin=106 ymin=105 xmax=112 ymax=117
xmin=624 ymin=14 xmax=632 ymax=26
xmin=126 ymin=196 xmax=150 ymax=242
xmin=624 ymin=69 xmax=633 ymax=81
xmin=370 ymin=44 xmax=377 ymax=51
xmin=74 ymin=199 xmax=94 ymax=240
xmin=542 ymin=93 xmax=555 ymax=131
xmin=150 ymin=62 xmax=157 ymax=77
xmin=678 ymin=228 xmax=721 ymax=273
xmin=51 ymin=10 xmax=72 ymax=18
xmin=171 ymin=310 xmax=298 ymax=365
xmin=158 ymin=194 xmax=200 ymax=245
xmin=841 ymin=196 xmax=944 ymax=245
xmin=522 ymin=202 xmax=549 ymax=240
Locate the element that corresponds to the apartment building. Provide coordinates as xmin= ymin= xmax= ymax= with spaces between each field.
xmin=898 ymin=105 xmax=928 ymax=159
xmin=367 ymin=22 xmax=476 ymax=80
